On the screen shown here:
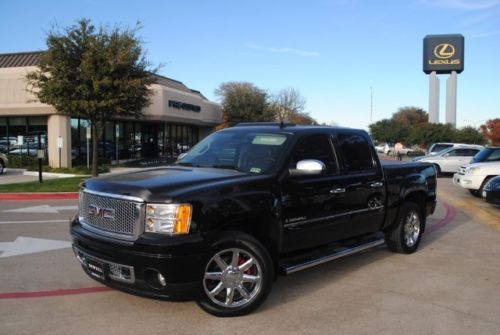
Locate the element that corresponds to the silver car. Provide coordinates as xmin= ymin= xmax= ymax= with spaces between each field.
xmin=0 ymin=153 xmax=8 ymax=175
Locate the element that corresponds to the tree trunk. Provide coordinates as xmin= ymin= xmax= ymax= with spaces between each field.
xmin=91 ymin=120 xmax=99 ymax=177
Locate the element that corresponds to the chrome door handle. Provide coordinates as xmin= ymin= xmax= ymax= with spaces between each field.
xmin=370 ymin=182 xmax=383 ymax=188
xmin=330 ymin=188 xmax=346 ymax=194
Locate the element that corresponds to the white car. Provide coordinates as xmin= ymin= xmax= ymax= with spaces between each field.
xmin=453 ymin=162 xmax=500 ymax=197
xmin=375 ymin=143 xmax=390 ymax=154
xmin=416 ymin=145 xmax=484 ymax=174
xmin=0 ymin=153 xmax=8 ymax=175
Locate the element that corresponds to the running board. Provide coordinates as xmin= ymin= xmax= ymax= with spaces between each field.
xmin=279 ymin=235 xmax=385 ymax=275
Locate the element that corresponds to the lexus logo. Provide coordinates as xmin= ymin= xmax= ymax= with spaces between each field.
xmin=88 ymin=205 xmax=115 ymax=220
xmin=434 ymin=43 xmax=455 ymax=59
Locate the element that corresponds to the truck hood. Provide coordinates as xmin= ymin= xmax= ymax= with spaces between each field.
xmin=81 ymin=166 xmax=253 ymax=202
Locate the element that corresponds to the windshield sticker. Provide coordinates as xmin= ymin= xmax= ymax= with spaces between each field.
xmin=252 ymin=135 xmax=287 ymax=146
xmin=250 ymin=167 xmax=262 ymax=173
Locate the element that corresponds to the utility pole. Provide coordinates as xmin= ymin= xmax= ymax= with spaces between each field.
xmin=370 ymin=86 xmax=373 ymax=124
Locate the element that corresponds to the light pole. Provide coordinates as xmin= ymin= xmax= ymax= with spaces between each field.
xmin=370 ymin=86 xmax=373 ymax=124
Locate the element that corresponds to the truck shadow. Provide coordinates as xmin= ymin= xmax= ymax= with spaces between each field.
xmin=259 ymin=208 xmax=461 ymax=312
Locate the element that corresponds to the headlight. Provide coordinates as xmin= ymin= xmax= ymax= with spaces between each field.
xmin=465 ymin=166 xmax=481 ymax=175
xmin=145 ymin=203 xmax=192 ymax=235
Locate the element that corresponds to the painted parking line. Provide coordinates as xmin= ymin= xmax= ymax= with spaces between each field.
xmin=0 ymin=287 xmax=112 ymax=299
xmin=425 ymin=201 xmax=456 ymax=235
xmin=0 ymin=201 xmax=457 ymax=299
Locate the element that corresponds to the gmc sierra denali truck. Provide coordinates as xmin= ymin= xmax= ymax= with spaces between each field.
xmin=70 ymin=123 xmax=437 ymax=317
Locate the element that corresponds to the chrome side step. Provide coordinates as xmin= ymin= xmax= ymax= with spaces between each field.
xmin=279 ymin=236 xmax=385 ymax=275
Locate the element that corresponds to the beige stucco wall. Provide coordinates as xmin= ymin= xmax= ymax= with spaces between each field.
xmin=47 ymin=114 xmax=72 ymax=168
xmin=0 ymin=67 xmax=56 ymax=115
xmin=0 ymin=66 xmax=222 ymax=168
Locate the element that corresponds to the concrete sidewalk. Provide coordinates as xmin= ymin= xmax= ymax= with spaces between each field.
xmin=0 ymin=169 xmax=58 ymax=185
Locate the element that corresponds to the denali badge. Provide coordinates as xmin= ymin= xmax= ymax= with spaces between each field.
xmin=88 ymin=205 xmax=115 ymax=220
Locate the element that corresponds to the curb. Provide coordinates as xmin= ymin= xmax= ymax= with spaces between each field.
xmin=0 ymin=192 xmax=79 ymax=200
xmin=23 ymin=171 xmax=84 ymax=178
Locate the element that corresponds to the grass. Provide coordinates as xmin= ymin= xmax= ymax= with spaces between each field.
xmin=0 ymin=177 xmax=88 ymax=193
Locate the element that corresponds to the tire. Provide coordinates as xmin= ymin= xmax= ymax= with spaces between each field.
xmin=0 ymin=160 xmax=4 ymax=175
xmin=478 ymin=177 xmax=493 ymax=197
xmin=469 ymin=189 xmax=480 ymax=197
xmin=385 ymin=202 xmax=424 ymax=254
xmin=197 ymin=232 xmax=273 ymax=317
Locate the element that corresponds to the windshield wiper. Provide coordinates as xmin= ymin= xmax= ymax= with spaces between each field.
xmin=206 ymin=164 xmax=237 ymax=170
xmin=175 ymin=162 xmax=195 ymax=167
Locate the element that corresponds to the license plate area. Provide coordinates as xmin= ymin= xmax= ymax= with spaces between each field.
xmin=87 ymin=258 xmax=106 ymax=280
xmin=73 ymin=246 xmax=135 ymax=284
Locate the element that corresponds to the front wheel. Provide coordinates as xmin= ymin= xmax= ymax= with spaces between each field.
xmin=385 ymin=202 xmax=424 ymax=254
xmin=197 ymin=232 xmax=273 ymax=317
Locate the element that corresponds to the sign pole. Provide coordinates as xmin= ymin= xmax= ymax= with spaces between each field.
xmin=115 ymin=124 xmax=119 ymax=166
xmin=86 ymin=127 xmax=91 ymax=169
xmin=37 ymin=133 xmax=43 ymax=183
xmin=57 ymin=136 xmax=63 ymax=169
xmin=428 ymin=71 xmax=440 ymax=123
xmin=445 ymin=71 xmax=457 ymax=128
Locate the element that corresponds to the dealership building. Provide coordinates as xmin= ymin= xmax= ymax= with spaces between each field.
xmin=0 ymin=51 xmax=222 ymax=168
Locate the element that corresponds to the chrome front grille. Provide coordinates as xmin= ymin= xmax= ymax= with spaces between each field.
xmin=79 ymin=190 xmax=145 ymax=240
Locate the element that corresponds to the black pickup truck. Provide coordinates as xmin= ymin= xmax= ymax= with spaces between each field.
xmin=70 ymin=123 xmax=436 ymax=316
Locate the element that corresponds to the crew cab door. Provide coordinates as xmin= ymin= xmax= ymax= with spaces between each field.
xmin=281 ymin=134 xmax=351 ymax=253
xmin=332 ymin=131 xmax=386 ymax=238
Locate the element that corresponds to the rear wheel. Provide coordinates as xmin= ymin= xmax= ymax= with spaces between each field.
xmin=197 ymin=232 xmax=273 ymax=317
xmin=385 ymin=202 xmax=424 ymax=254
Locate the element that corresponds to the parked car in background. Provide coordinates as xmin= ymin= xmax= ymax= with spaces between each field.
xmin=453 ymin=161 xmax=500 ymax=197
xmin=469 ymin=147 xmax=500 ymax=164
xmin=483 ymin=176 xmax=500 ymax=206
xmin=415 ymin=144 xmax=484 ymax=174
xmin=0 ymin=153 xmax=8 ymax=174
xmin=375 ymin=143 xmax=390 ymax=154
xmin=427 ymin=142 xmax=483 ymax=156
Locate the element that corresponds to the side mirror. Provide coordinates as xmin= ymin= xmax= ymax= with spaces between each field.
xmin=443 ymin=153 xmax=450 ymax=157
xmin=289 ymin=159 xmax=326 ymax=176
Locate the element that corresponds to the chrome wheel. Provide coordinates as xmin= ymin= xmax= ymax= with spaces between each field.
xmin=403 ymin=210 xmax=421 ymax=247
xmin=203 ymin=248 xmax=262 ymax=308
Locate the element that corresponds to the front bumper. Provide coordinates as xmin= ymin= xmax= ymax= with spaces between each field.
xmin=453 ymin=173 xmax=483 ymax=191
xmin=70 ymin=217 xmax=208 ymax=301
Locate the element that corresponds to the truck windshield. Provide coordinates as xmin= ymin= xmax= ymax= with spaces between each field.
xmin=175 ymin=130 xmax=289 ymax=174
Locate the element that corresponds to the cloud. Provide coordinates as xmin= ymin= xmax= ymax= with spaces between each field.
xmin=419 ymin=0 xmax=500 ymax=10
xmin=247 ymin=43 xmax=320 ymax=57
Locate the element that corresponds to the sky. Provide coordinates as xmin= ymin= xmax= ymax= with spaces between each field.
xmin=0 ymin=0 xmax=499 ymax=129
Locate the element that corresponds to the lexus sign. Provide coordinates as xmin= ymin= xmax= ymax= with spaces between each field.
xmin=423 ymin=34 xmax=464 ymax=74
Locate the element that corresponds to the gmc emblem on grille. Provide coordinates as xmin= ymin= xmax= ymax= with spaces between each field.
xmin=88 ymin=205 xmax=115 ymax=220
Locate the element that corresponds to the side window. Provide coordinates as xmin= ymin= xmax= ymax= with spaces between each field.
xmin=467 ymin=149 xmax=480 ymax=156
xmin=447 ymin=149 xmax=458 ymax=156
xmin=289 ymin=134 xmax=338 ymax=175
xmin=336 ymin=133 xmax=375 ymax=172
xmin=487 ymin=150 xmax=500 ymax=162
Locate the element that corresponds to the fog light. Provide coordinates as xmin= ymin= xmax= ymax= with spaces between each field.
xmin=158 ymin=273 xmax=166 ymax=287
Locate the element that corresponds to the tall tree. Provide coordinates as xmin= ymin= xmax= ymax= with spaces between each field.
xmin=480 ymin=118 xmax=500 ymax=145
xmin=369 ymin=119 xmax=409 ymax=144
xmin=392 ymin=106 xmax=428 ymax=126
xmin=270 ymin=88 xmax=307 ymax=123
xmin=215 ymin=82 xmax=274 ymax=128
xmin=454 ymin=126 xmax=486 ymax=145
xmin=407 ymin=123 xmax=455 ymax=147
xmin=27 ymin=19 xmax=156 ymax=176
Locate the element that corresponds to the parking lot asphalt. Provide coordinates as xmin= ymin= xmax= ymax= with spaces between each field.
xmin=0 ymin=178 xmax=499 ymax=335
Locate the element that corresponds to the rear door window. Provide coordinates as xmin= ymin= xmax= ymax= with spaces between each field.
xmin=336 ymin=133 xmax=375 ymax=172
